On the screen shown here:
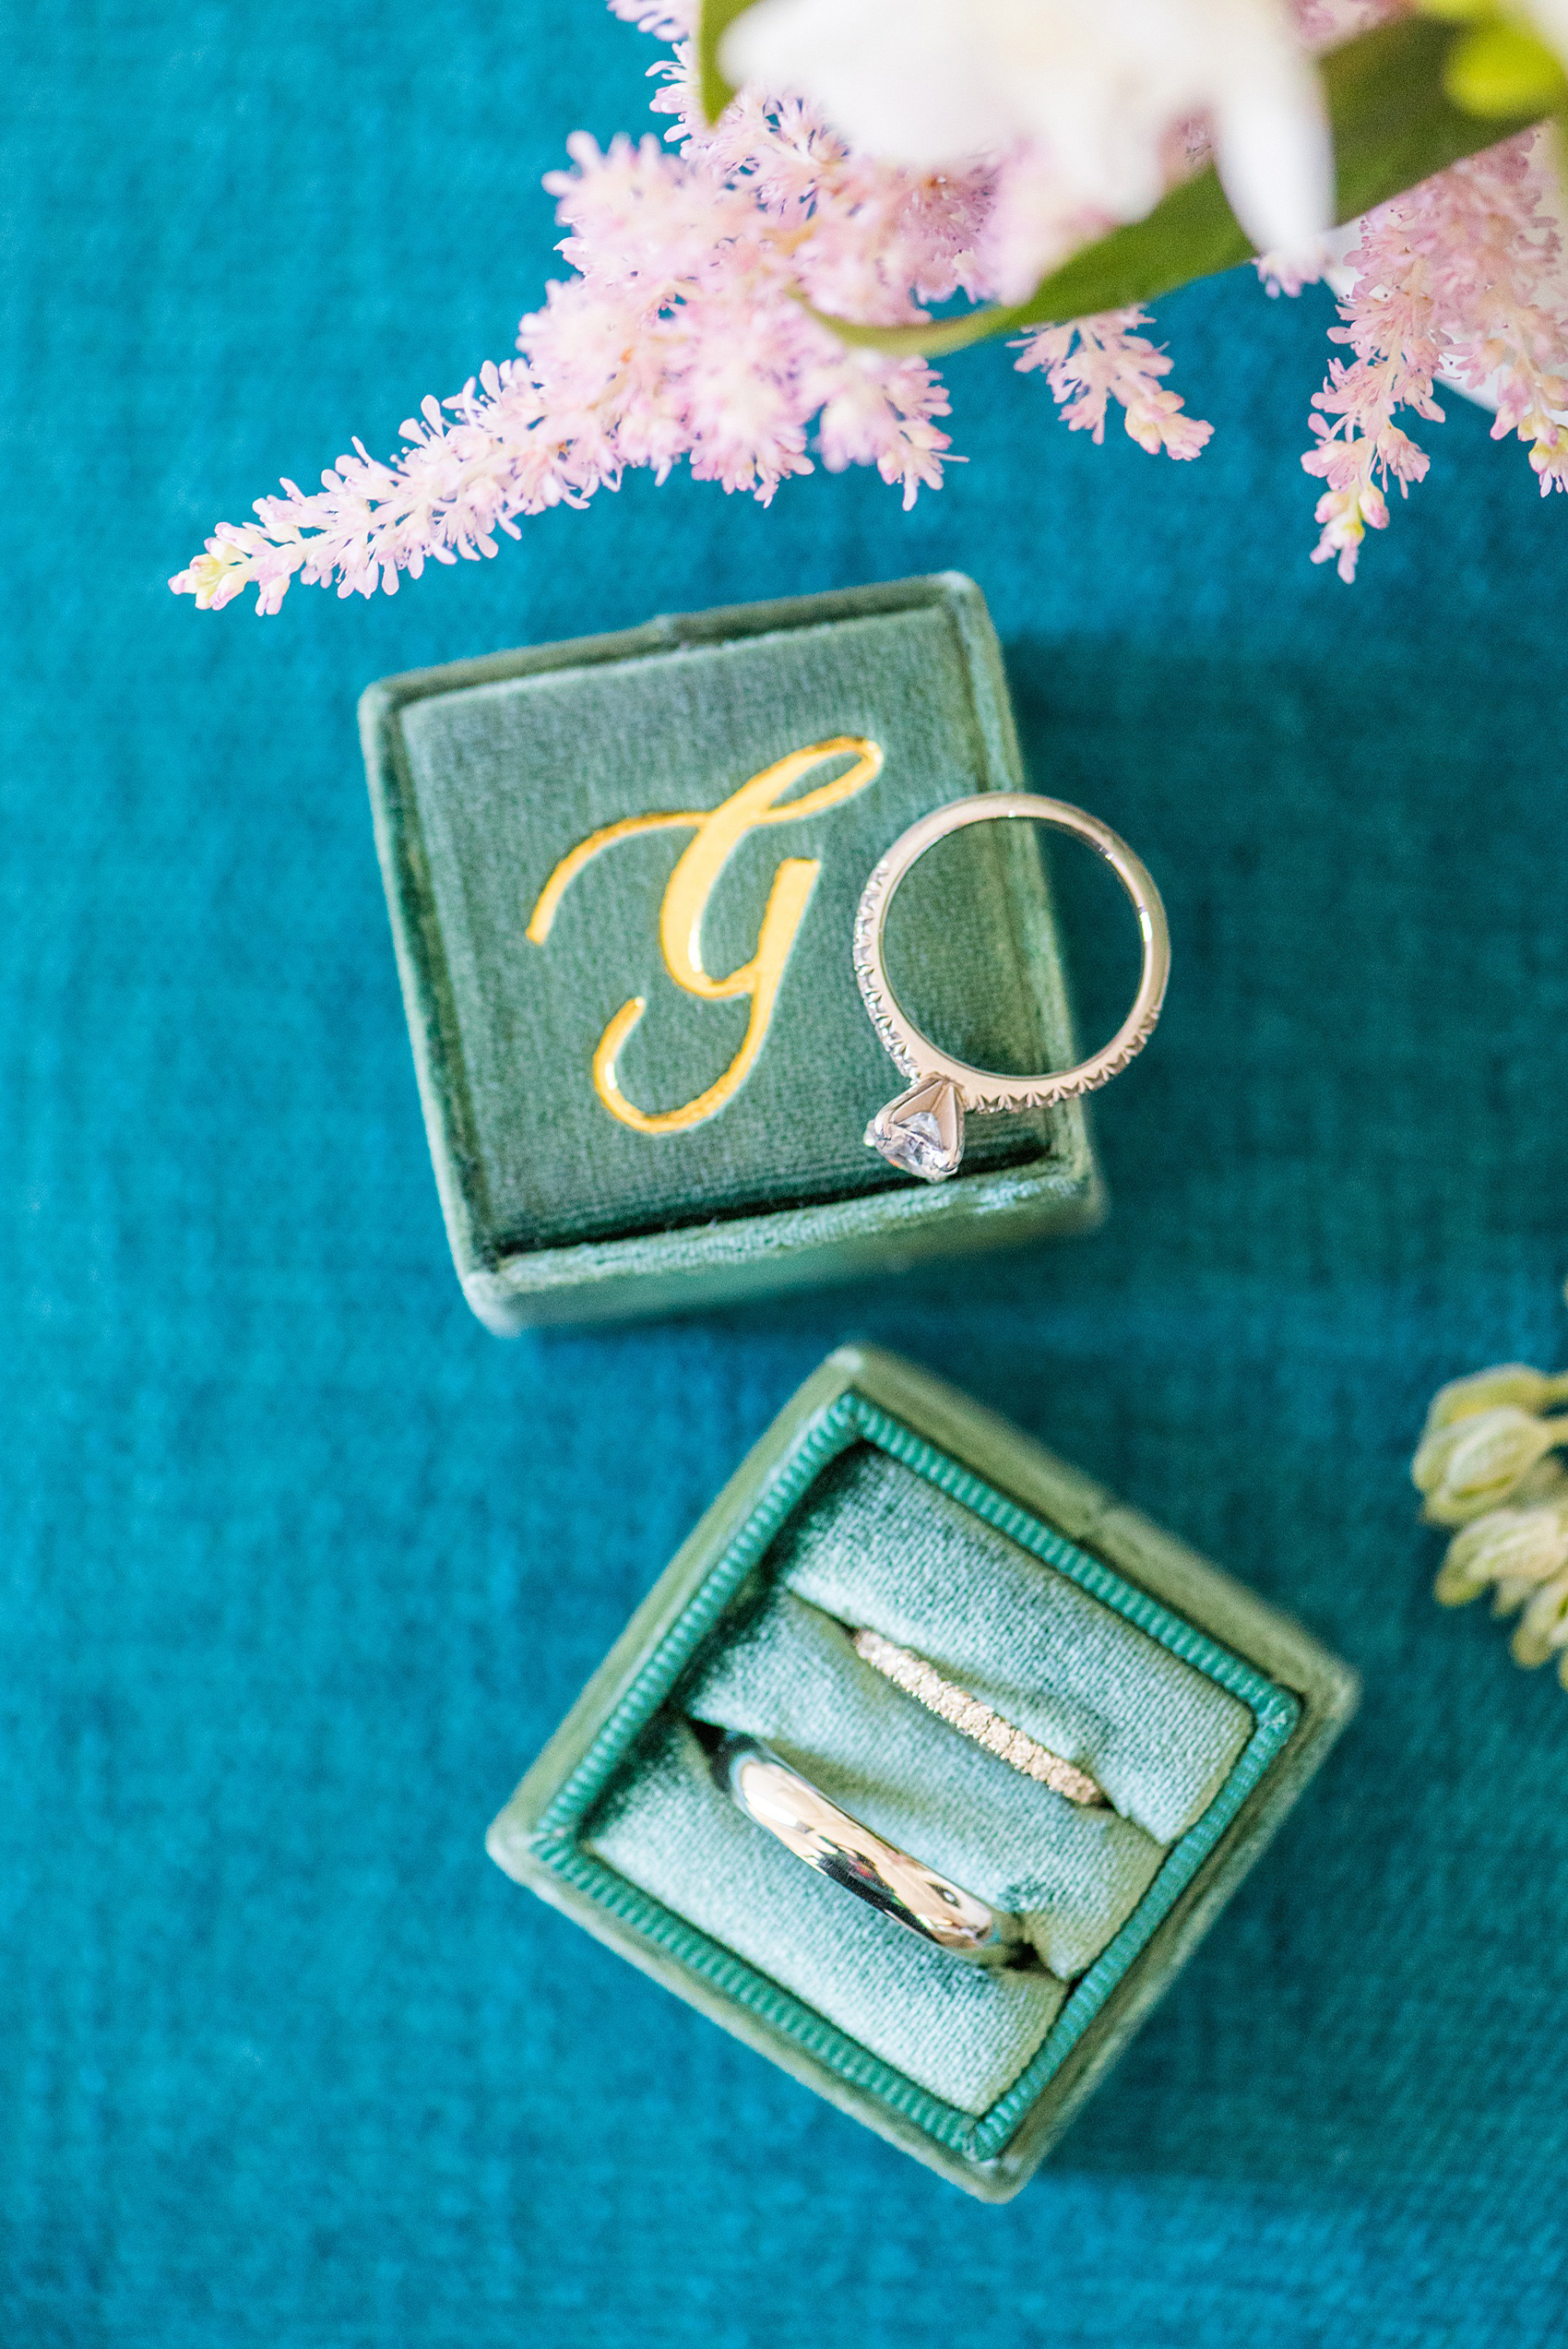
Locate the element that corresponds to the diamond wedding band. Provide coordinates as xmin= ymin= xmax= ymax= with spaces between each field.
xmin=698 ymin=1623 xmax=1108 ymax=1961
xmin=853 ymin=793 xmax=1170 ymax=1183
xmin=852 ymin=1628 xmax=1109 ymax=1808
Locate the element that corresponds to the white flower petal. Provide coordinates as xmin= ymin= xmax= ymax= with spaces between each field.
xmin=1213 ymin=58 xmax=1334 ymax=254
xmin=1522 ymin=0 xmax=1568 ymax=63
xmin=722 ymin=0 xmax=1015 ymax=161
xmin=724 ymin=0 xmax=1330 ymax=259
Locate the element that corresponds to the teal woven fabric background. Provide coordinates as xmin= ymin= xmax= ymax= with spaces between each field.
xmin=5 ymin=1 xmax=1568 ymax=2341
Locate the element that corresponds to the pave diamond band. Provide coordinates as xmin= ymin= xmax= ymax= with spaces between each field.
xmin=853 ymin=793 xmax=1170 ymax=1183
xmin=852 ymin=1628 xmax=1110 ymax=1810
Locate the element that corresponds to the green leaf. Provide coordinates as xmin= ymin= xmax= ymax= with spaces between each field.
xmin=1444 ymin=23 xmax=1568 ymax=116
xmin=805 ymin=15 xmax=1545 ymax=357
xmin=695 ymin=0 xmax=754 ymax=128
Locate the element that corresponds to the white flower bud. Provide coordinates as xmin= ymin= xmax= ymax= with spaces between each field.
xmin=1435 ymin=1504 xmax=1568 ymax=1606
xmin=1413 ymin=1406 xmax=1568 ymax=1527
xmin=1511 ymin=1569 xmax=1568 ymax=1667
xmin=1436 ymin=1512 xmax=1568 ymax=1606
xmin=1507 ymin=1454 xmax=1568 ymax=1509
xmin=1421 ymin=1363 xmax=1568 ymax=1439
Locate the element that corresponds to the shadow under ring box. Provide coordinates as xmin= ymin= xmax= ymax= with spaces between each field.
xmin=360 ymin=574 xmax=1103 ymax=1330
xmin=488 ymin=1346 xmax=1358 ymax=2200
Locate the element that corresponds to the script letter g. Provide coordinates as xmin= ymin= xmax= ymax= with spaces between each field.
xmin=527 ymin=736 xmax=884 ymax=1133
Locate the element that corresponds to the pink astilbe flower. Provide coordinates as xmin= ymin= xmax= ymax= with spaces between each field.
xmin=169 ymin=0 xmax=1568 ymax=613
xmin=606 ymin=0 xmax=689 ymax=31
xmin=170 ymin=113 xmax=980 ymax=614
xmin=1301 ymin=129 xmax=1568 ymax=581
xmin=1301 ymin=242 xmax=1445 ymax=584
xmin=171 ymin=4 xmax=1207 ymax=615
xmin=1013 ymin=309 xmax=1215 ymax=457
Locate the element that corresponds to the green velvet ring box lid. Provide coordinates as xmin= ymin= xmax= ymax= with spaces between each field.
xmin=488 ymin=1346 xmax=1358 ymax=2200
xmin=360 ymin=575 xmax=1101 ymax=1330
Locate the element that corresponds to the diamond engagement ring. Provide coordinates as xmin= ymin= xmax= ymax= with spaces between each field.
xmin=853 ymin=793 xmax=1170 ymax=1183
xmin=698 ymin=1726 xmax=1029 ymax=1966
xmin=851 ymin=1629 xmax=1110 ymax=1809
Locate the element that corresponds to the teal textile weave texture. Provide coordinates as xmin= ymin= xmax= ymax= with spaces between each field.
xmin=6 ymin=0 xmax=1568 ymax=2341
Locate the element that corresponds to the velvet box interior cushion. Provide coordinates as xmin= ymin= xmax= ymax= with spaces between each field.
xmin=587 ymin=1716 xmax=1069 ymax=2116
xmin=681 ymin=1585 xmax=1165 ymax=1982
xmin=775 ymin=1448 xmax=1254 ymax=1845
xmin=581 ymin=1445 xmax=1259 ymax=2116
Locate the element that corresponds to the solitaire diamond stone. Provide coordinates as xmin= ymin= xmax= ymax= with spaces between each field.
xmin=864 ymin=1076 xmax=964 ymax=1182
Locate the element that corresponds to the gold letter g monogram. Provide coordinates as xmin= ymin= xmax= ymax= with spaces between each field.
xmin=527 ymin=737 xmax=884 ymax=1133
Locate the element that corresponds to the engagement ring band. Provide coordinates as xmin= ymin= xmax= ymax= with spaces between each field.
xmin=703 ymin=1728 xmax=1028 ymax=1965
xmin=852 ymin=1628 xmax=1110 ymax=1809
xmin=853 ymin=793 xmax=1170 ymax=1182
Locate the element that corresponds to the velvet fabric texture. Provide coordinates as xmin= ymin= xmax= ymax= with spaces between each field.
xmin=10 ymin=0 xmax=1568 ymax=2336
xmin=365 ymin=581 xmax=1101 ymax=1327
xmin=491 ymin=1360 xmax=1327 ymax=2194
xmin=590 ymin=1715 xmax=1069 ymax=2116
xmin=770 ymin=1446 xmax=1253 ymax=1843
xmin=390 ymin=594 xmax=1067 ymax=1246
xmin=587 ymin=1446 xmax=1252 ymax=2109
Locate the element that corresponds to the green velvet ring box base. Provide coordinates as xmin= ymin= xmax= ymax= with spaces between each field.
xmin=488 ymin=1346 xmax=1359 ymax=2200
xmin=360 ymin=575 xmax=1101 ymax=1330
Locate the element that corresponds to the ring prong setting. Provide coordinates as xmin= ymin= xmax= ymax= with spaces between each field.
xmin=864 ymin=1076 xmax=965 ymax=1182
xmin=852 ymin=794 xmax=1169 ymax=1186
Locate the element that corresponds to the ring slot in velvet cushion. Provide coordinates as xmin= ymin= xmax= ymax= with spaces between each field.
xmin=585 ymin=1716 xmax=1069 ymax=2116
xmin=582 ymin=1437 xmax=1265 ymax=2119
xmin=774 ymin=1448 xmax=1254 ymax=1844
xmin=680 ymin=1585 xmax=1165 ymax=1982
